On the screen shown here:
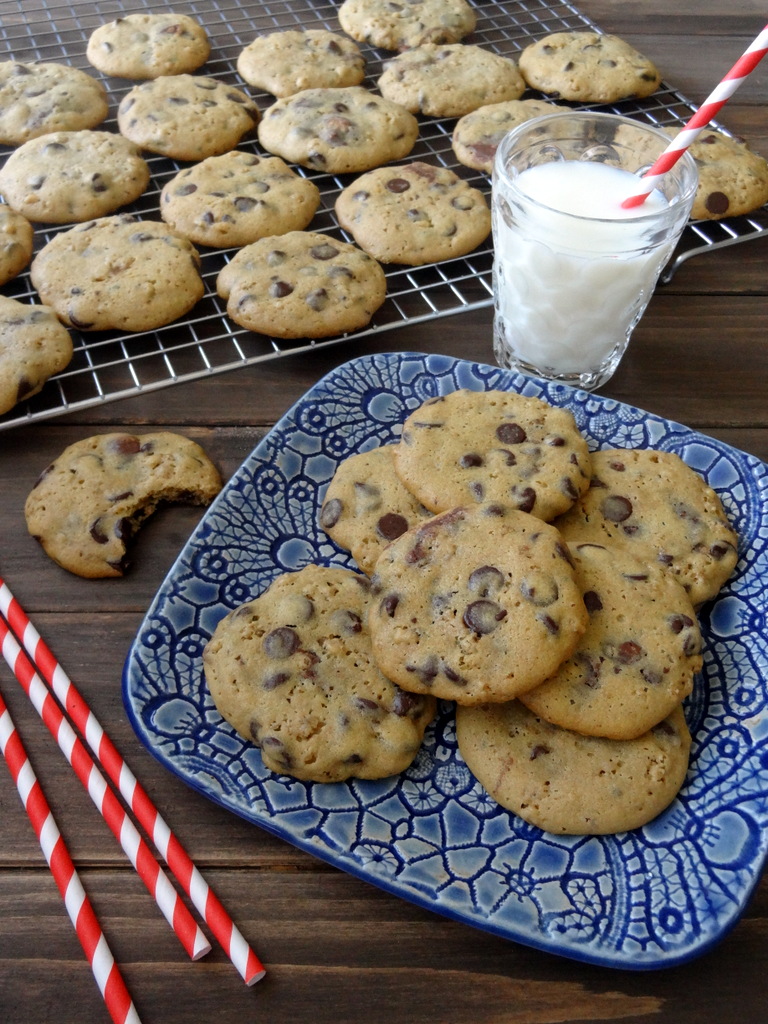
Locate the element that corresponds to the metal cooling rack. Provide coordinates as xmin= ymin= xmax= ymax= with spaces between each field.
xmin=1 ymin=0 xmax=766 ymax=431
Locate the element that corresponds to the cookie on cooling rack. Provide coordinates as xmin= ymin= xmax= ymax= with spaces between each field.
xmin=452 ymin=98 xmax=571 ymax=173
xmin=160 ymin=150 xmax=321 ymax=248
xmin=0 ymin=130 xmax=150 ymax=224
xmin=118 ymin=74 xmax=260 ymax=161
xmin=216 ymin=230 xmax=387 ymax=339
xmin=681 ymin=129 xmax=768 ymax=219
xmin=24 ymin=431 xmax=222 ymax=578
xmin=0 ymin=296 xmax=73 ymax=416
xmin=0 ymin=206 xmax=34 ymax=285
xmin=203 ymin=564 xmax=436 ymax=783
xmin=29 ymin=214 xmax=204 ymax=332
xmin=338 ymin=0 xmax=476 ymax=51
xmin=335 ymin=161 xmax=491 ymax=265
xmin=0 ymin=61 xmax=108 ymax=145
xmin=257 ymin=86 xmax=419 ymax=174
xmin=86 ymin=12 xmax=211 ymax=79
xmin=518 ymin=31 xmax=661 ymax=102
xmin=378 ymin=44 xmax=525 ymax=119
xmin=237 ymin=29 xmax=365 ymax=97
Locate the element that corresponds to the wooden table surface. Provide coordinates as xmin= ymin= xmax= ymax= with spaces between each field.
xmin=2 ymin=1 xmax=767 ymax=1021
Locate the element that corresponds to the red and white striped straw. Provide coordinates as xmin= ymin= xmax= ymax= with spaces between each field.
xmin=0 ymin=577 xmax=265 ymax=986
xmin=0 ymin=615 xmax=211 ymax=963
xmin=622 ymin=23 xmax=768 ymax=208
xmin=0 ymin=692 xmax=142 ymax=1024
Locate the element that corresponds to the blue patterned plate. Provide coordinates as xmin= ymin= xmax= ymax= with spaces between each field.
xmin=123 ymin=352 xmax=768 ymax=969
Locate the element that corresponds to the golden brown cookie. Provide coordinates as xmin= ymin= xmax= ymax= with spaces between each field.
xmin=456 ymin=700 xmax=691 ymax=834
xmin=25 ymin=432 xmax=222 ymax=578
xmin=368 ymin=504 xmax=589 ymax=705
xmin=203 ymin=564 xmax=436 ymax=782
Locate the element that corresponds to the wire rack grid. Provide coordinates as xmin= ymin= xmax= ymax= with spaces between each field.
xmin=1 ymin=0 xmax=766 ymax=431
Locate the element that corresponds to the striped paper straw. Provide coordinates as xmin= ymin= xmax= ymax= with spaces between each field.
xmin=0 ymin=577 xmax=265 ymax=986
xmin=622 ymin=23 xmax=768 ymax=208
xmin=0 ymin=692 xmax=142 ymax=1024
xmin=0 ymin=616 xmax=211 ymax=963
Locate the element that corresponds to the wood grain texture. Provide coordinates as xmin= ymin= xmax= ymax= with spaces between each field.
xmin=1 ymin=1 xmax=767 ymax=1021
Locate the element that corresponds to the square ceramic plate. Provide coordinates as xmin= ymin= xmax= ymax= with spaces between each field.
xmin=123 ymin=352 xmax=768 ymax=969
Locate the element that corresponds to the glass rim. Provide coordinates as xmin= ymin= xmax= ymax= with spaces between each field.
xmin=492 ymin=111 xmax=700 ymax=225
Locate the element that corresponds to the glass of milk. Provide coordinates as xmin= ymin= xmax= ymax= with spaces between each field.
xmin=491 ymin=111 xmax=698 ymax=390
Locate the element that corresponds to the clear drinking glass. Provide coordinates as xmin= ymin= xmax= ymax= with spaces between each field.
xmin=491 ymin=111 xmax=699 ymax=390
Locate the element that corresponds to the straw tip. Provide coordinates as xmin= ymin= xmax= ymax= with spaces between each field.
xmin=246 ymin=967 xmax=267 ymax=986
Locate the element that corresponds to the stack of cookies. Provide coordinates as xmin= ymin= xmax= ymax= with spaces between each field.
xmin=204 ymin=388 xmax=739 ymax=836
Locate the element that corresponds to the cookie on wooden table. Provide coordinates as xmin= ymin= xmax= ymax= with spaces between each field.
xmin=452 ymin=98 xmax=570 ymax=173
xmin=237 ymin=29 xmax=365 ymax=97
xmin=30 ymin=214 xmax=204 ymax=332
xmin=0 ymin=61 xmax=109 ymax=146
xmin=257 ymin=86 xmax=418 ymax=173
xmin=160 ymin=151 xmax=321 ymax=248
xmin=554 ymin=448 xmax=739 ymax=607
xmin=118 ymin=74 xmax=259 ymax=161
xmin=203 ymin=564 xmax=436 ymax=782
xmin=378 ymin=44 xmax=525 ymax=118
xmin=518 ymin=31 xmax=661 ymax=102
xmin=519 ymin=541 xmax=703 ymax=740
xmin=456 ymin=700 xmax=691 ymax=834
xmin=338 ymin=0 xmax=477 ymax=51
xmin=681 ymin=129 xmax=768 ymax=219
xmin=24 ymin=431 xmax=222 ymax=578
xmin=335 ymin=161 xmax=491 ymax=265
xmin=216 ymin=230 xmax=387 ymax=339
xmin=392 ymin=389 xmax=591 ymax=520
xmin=0 ymin=130 xmax=150 ymax=224
xmin=0 ymin=206 xmax=34 ymax=285
xmin=318 ymin=444 xmax=432 ymax=574
xmin=86 ymin=13 xmax=210 ymax=79
xmin=0 ymin=296 xmax=73 ymax=415
xmin=368 ymin=504 xmax=589 ymax=705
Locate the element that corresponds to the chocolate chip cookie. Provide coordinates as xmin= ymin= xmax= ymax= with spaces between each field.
xmin=335 ymin=161 xmax=491 ymax=265
xmin=0 ymin=296 xmax=73 ymax=415
xmin=338 ymin=0 xmax=477 ymax=51
xmin=452 ymin=98 xmax=570 ymax=173
xmin=30 ymin=214 xmax=204 ymax=332
xmin=393 ymin=389 xmax=592 ymax=519
xmin=378 ymin=44 xmax=525 ymax=118
xmin=368 ymin=504 xmax=589 ymax=705
xmin=0 ymin=130 xmax=150 ymax=224
xmin=86 ymin=13 xmax=210 ymax=79
xmin=118 ymin=74 xmax=260 ymax=161
xmin=519 ymin=541 xmax=703 ymax=739
xmin=160 ymin=150 xmax=320 ymax=248
xmin=0 ymin=61 xmax=108 ymax=145
xmin=456 ymin=700 xmax=691 ymax=834
xmin=319 ymin=444 xmax=432 ymax=574
xmin=237 ymin=29 xmax=365 ymax=97
xmin=24 ymin=432 xmax=222 ymax=578
xmin=0 ymin=206 xmax=33 ymax=285
xmin=682 ymin=129 xmax=768 ymax=220
xmin=203 ymin=564 xmax=436 ymax=782
xmin=554 ymin=448 xmax=739 ymax=607
xmin=216 ymin=230 xmax=387 ymax=339
xmin=257 ymin=86 xmax=419 ymax=174
xmin=519 ymin=31 xmax=661 ymax=103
